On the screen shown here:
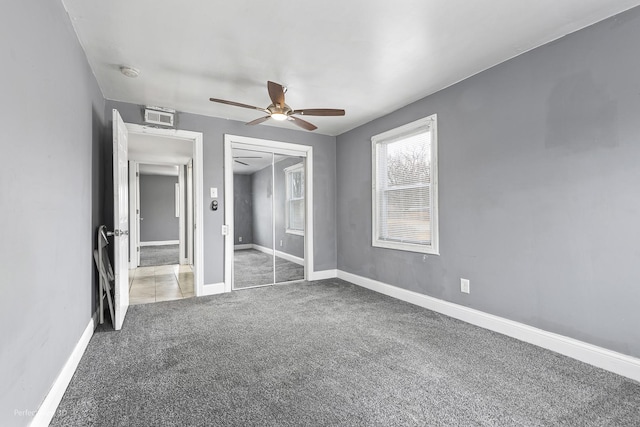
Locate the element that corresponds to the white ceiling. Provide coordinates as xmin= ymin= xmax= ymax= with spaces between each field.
xmin=63 ymin=0 xmax=640 ymax=136
xmin=232 ymin=149 xmax=294 ymax=175
xmin=128 ymin=132 xmax=193 ymax=165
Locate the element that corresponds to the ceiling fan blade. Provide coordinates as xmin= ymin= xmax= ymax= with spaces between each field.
xmin=292 ymin=109 xmax=345 ymax=116
xmin=209 ymin=97 xmax=270 ymax=114
xmin=267 ymin=81 xmax=285 ymax=107
xmin=234 ymin=160 xmax=249 ymax=166
xmin=288 ymin=116 xmax=317 ymax=131
xmin=246 ymin=116 xmax=271 ymax=126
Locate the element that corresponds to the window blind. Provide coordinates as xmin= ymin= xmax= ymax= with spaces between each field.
xmin=375 ymin=125 xmax=432 ymax=246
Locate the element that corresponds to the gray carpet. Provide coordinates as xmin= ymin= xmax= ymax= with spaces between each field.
xmin=51 ymin=279 xmax=640 ymax=426
xmin=234 ymin=249 xmax=304 ymax=288
xmin=140 ymin=244 xmax=179 ymax=267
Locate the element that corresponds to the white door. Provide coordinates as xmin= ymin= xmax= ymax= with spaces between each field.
xmin=113 ymin=109 xmax=130 ymax=330
xmin=187 ymin=160 xmax=194 ymax=265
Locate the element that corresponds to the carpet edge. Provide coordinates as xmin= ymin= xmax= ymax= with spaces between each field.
xmin=337 ymin=270 xmax=640 ymax=383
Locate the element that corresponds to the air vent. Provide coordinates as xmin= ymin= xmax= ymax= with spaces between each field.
xmin=144 ymin=109 xmax=174 ymax=127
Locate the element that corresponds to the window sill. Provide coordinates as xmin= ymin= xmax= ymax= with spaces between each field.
xmin=372 ymin=240 xmax=439 ymax=255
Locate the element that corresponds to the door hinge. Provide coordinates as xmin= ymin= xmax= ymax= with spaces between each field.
xmin=137 ymin=246 xmax=139 ymax=252
xmin=136 ymin=172 xmax=139 ymax=177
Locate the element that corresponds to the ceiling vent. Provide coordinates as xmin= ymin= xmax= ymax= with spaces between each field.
xmin=144 ymin=108 xmax=174 ymax=127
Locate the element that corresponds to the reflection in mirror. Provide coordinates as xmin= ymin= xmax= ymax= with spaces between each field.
xmin=232 ymin=149 xmax=274 ymax=289
xmin=274 ymin=155 xmax=305 ymax=283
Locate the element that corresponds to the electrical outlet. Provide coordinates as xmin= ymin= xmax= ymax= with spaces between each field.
xmin=422 ymin=255 xmax=427 ymax=262
xmin=239 ymin=236 xmax=242 ymax=242
xmin=461 ymin=278 xmax=470 ymax=294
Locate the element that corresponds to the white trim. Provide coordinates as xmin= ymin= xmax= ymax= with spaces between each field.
xmin=337 ymin=270 xmax=640 ymax=383
xmin=275 ymin=249 xmax=304 ymax=266
xmin=186 ymin=160 xmax=194 ymax=265
xmin=371 ymin=114 xmax=439 ymax=255
xmin=308 ymin=269 xmax=338 ymax=281
xmin=250 ymin=243 xmax=303 ymax=265
xmin=252 ymin=243 xmax=273 ymax=255
xmin=140 ymin=240 xmax=179 ymax=247
xmin=178 ymin=167 xmax=187 ymax=265
xmin=128 ymin=161 xmax=139 ymax=269
xmin=224 ymin=135 xmax=314 ymax=292
xmin=234 ymin=244 xmax=253 ymax=250
xmin=124 ymin=123 xmax=204 ymax=298
xmin=201 ymin=282 xmax=226 ymax=296
xmin=31 ymin=313 xmax=97 ymax=427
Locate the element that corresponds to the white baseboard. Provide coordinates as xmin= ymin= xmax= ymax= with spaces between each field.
xmin=202 ymin=282 xmax=225 ymax=296
xmin=252 ymin=243 xmax=272 ymax=256
xmin=275 ymin=249 xmax=304 ymax=266
xmin=31 ymin=313 xmax=97 ymax=427
xmin=337 ymin=270 xmax=640 ymax=383
xmin=309 ymin=269 xmax=338 ymax=281
xmin=234 ymin=244 xmax=253 ymax=250
xmin=250 ymin=244 xmax=304 ymax=265
xmin=140 ymin=240 xmax=179 ymax=247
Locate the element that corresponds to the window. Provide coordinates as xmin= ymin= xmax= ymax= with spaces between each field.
xmin=285 ymin=163 xmax=305 ymax=235
xmin=372 ymin=115 xmax=438 ymax=254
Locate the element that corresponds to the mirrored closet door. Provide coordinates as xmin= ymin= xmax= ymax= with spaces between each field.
xmin=232 ymin=148 xmax=305 ymax=289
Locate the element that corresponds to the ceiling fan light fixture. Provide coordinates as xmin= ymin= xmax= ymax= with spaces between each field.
xmin=271 ymin=112 xmax=288 ymax=121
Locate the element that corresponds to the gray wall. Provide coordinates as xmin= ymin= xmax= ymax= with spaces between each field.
xmin=139 ymin=174 xmax=179 ymax=242
xmin=106 ymin=99 xmax=337 ymax=284
xmin=251 ymin=165 xmax=273 ymax=250
xmin=336 ymin=8 xmax=640 ymax=358
xmin=233 ymin=174 xmax=253 ymax=245
xmin=250 ymin=158 xmax=305 ymax=259
xmin=0 ymin=0 xmax=105 ymax=424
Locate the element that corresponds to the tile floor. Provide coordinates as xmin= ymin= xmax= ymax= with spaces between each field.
xmin=129 ymin=264 xmax=194 ymax=305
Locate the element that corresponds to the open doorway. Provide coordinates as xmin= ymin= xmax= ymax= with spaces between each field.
xmin=126 ymin=128 xmax=200 ymax=304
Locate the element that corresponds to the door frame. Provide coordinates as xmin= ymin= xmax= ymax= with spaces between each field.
xmin=128 ymin=161 xmax=140 ymax=268
xmin=187 ymin=159 xmax=194 ymax=265
xmin=126 ymin=123 xmax=205 ymax=297
xmin=129 ymin=160 xmax=188 ymax=268
xmin=178 ymin=166 xmax=186 ymax=265
xmin=223 ymin=134 xmax=314 ymax=293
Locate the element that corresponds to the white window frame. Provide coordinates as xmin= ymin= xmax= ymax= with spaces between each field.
xmin=371 ymin=114 xmax=439 ymax=255
xmin=284 ymin=162 xmax=305 ymax=236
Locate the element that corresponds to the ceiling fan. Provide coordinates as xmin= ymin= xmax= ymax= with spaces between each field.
xmin=233 ymin=155 xmax=261 ymax=166
xmin=210 ymin=81 xmax=345 ymax=131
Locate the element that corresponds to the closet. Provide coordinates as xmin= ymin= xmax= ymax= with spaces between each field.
xmin=232 ymin=147 xmax=306 ymax=289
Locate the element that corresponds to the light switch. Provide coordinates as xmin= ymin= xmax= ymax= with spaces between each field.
xmin=210 ymin=187 xmax=218 ymax=198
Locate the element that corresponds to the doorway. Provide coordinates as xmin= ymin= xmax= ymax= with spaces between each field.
xmin=224 ymin=135 xmax=314 ymax=292
xmin=126 ymin=124 xmax=204 ymax=304
xmin=128 ymin=161 xmax=194 ymax=304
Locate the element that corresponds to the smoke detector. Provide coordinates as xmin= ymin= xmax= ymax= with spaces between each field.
xmin=120 ymin=66 xmax=139 ymax=78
